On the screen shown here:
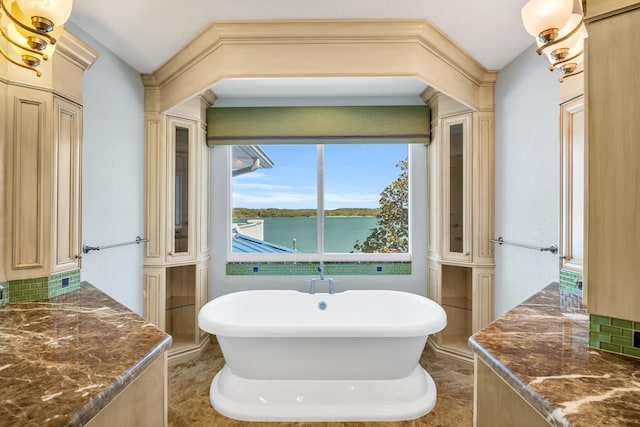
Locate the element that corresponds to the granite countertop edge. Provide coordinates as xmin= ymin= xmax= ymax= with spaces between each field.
xmin=0 ymin=281 xmax=173 ymax=427
xmin=468 ymin=282 xmax=640 ymax=427
xmin=469 ymin=335 xmax=568 ymax=427
xmin=70 ymin=282 xmax=173 ymax=425
xmin=71 ymin=333 xmax=172 ymax=425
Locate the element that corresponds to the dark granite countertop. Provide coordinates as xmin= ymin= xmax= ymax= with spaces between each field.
xmin=0 ymin=282 xmax=171 ymax=427
xmin=470 ymin=283 xmax=640 ymax=427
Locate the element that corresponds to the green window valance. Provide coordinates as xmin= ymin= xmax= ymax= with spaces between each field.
xmin=206 ymin=106 xmax=430 ymax=146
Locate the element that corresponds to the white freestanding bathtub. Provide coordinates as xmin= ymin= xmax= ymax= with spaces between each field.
xmin=198 ymin=289 xmax=447 ymax=422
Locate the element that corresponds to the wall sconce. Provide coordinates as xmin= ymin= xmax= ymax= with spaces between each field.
xmin=0 ymin=0 xmax=73 ymax=77
xmin=521 ymin=0 xmax=588 ymax=82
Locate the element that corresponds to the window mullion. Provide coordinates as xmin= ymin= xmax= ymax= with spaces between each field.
xmin=317 ymin=144 xmax=325 ymax=255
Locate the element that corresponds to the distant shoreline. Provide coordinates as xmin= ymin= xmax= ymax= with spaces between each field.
xmin=233 ymin=207 xmax=380 ymax=218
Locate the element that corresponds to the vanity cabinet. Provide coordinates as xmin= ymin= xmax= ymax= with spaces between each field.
xmin=425 ymin=91 xmax=495 ymax=361
xmin=144 ymin=96 xmax=211 ymax=364
xmin=584 ymin=1 xmax=640 ymax=322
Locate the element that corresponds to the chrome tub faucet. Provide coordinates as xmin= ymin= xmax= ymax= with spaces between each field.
xmin=309 ymin=261 xmax=334 ymax=294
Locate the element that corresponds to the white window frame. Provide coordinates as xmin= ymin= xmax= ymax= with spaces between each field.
xmin=213 ymin=143 xmax=427 ymax=263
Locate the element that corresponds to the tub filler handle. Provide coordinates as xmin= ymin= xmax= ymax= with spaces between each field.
xmin=309 ymin=278 xmax=334 ymax=294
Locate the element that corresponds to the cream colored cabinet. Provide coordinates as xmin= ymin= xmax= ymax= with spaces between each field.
xmin=167 ymin=116 xmax=197 ymax=264
xmin=560 ymin=95 xmax=584 ymax=275
xmin=425 ymin=92 xmax=495 ymax=361
xmin=4 ymin=87 xmax=82 ymax=280
xmin=0 ymin=79 xmax=6 ymax=286
xmin=441 ymin=114 xmax=472 ymax=263
xmin=475 ymin=357 xmax=550 ymax=427
xmin=52 ymin=97 xmax=83 ymax=274
xmin=584 ymin=2 xmax=640 ymax=322
xmin=144 ymin=97 xmax=211 ymax=365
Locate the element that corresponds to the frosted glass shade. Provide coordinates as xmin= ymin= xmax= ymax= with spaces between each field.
xmin=8 ymin=22 xmax=36 ymax=59
xmin=521 ymin=0 xmax=573 ymax=37
xmin=553 ymin=51 xmax=584 ymax=71
xmin=15 ymin=0 xmax=73 ymax=27
xmin=537 ymin=0 xmax=587 ymax=53
xmin=541 ymin=23 xmax=587 ymax=66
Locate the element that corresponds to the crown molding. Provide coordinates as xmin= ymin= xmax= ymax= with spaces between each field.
xmin=57 ymin=30 xmax=100 ymax=71
xmin=143 ymin=19 xmax=497 ymax=112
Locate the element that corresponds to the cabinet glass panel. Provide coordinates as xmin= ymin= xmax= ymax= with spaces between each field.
xmin=449 ymin=123 xmax=464 ymax=253
xmin=560 ymin=97 xmax=584 ymax=272
xmin=570 ymin=109 xmax=584 ymax=262
xmin=175 ymin=127 xmax=189 ymax=253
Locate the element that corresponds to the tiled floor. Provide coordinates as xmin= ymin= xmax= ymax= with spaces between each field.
xmin=168 ymin=337 xmax=474 ymax=426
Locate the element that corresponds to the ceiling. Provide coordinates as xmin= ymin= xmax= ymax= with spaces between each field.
xmin=68 ymin=0 xmax=533 ymax=100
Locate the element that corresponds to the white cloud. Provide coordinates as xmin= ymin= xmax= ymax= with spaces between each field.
xmin=233 ymin=182 xmax=293 ymax=191
xmin=233 ymin=190 xmax=316 ymax=207
xmin=233 ymin=189 xmax=380 ymax=210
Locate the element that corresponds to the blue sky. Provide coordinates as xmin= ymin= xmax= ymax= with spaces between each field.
xmin=232 ymin=144 xmax=407 ymax=210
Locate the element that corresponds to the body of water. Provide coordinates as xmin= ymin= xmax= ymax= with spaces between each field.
xmin=233 ymin=216 xmax=379 ymax=253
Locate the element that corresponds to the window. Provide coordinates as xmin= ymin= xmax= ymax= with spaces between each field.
xmin=228 ymin=143 xmax=413 ymax=260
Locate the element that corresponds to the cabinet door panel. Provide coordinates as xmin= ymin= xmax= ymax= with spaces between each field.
xmin=167 ymin=116 xmax=197 ymax=263
xmin=8 ymin=87 xmax=49 ymax=276
xmin=52 ymin=97 xmax=82 ymax=272
xmin=560 ymin=96 xmax=584 ymax=274
xmin=441 ymin=114 xmax=472 ymax=262
xmin=586 ymin=8 xmax=640 ymax=320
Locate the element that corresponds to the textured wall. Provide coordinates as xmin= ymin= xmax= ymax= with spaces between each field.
xmin=493 ymin=44 xmax=561 ymax=317
xmin=67 ymin=23 xmax=146 ymax=314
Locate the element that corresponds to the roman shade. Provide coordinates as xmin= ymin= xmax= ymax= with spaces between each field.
xmin=206 ymin=106 xmax=430 ymax=146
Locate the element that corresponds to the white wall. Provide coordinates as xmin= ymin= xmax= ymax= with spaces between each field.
xmin=67 ymin=23 xmax=146 ymax=314
xmin=493 ymin=45 xmax=560 ymax=317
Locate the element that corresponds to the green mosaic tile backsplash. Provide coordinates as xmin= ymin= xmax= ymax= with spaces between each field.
xmin=7 ymin=269 xmax=81 ymax=303
xmin=226 ymin=262 xmax=411 ymax=276
xmin=559 ymin=269 xmax=583 ymax=296
xmin=0 ymin=282 xmax=8 ymax=306
xmin=589 ymin=314 xmax=640 ymax=359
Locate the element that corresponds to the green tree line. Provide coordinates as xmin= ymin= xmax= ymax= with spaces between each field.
xmin=233 ymin=207 xmax=380 ymax=218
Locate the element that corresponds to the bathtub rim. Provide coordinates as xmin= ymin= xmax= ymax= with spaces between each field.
xmin=198 ymin=289 xmax=447 ymax=338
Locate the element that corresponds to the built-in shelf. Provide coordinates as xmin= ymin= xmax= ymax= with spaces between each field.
xmin=441 ymin=335 xmax=473 ymax=355
xmin=166 ymin=265 xmax=197 ymax=352
xmin=442 ymin=296 xmax=472 ymax=311
xmin=166 ymin=296 xmax=195 ymax=311
xmin=170 ymin=333 xmax=196 ymax=352
xmin=440 ymin=264 xmax=473 ymax=358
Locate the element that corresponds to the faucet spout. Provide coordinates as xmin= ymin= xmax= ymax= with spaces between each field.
xmin=308 ymin=262 xmax=334 ymax=294
xmin=308 ymin=277 xmax=334 ymax=294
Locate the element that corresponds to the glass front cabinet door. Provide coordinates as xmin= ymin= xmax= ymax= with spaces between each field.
xmin=167 ymin=116 xmax=197 ymax=262
xmin=442 ymin=113 xmax=472 ymax=262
